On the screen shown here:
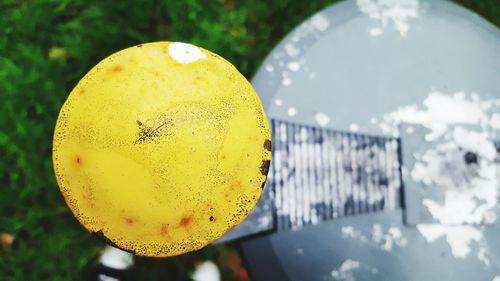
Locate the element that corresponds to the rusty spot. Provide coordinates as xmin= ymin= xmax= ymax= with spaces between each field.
xmin=136 ymin=120 xmax=142 ymax=126
xmin=180 ymin=216 xmax=192 ymax=227
xmin=75 ymin=156 xmax=81 ymax=164
xmin=264 ymin=139 xmax=272 ymax=151
xmin=112 ymin=65 xmax=124 ymax=72
xmin=124 ymin=217 xmax=136 ymax=225
xmin=259 ymin=160 xmax=270 ymax=175
xmin=93 ymin=230 xmax=135 ymax=254
xmin=209 ymin=216 xmax=215 ymax=222
xmin=79 ymin=89 xmax=85 ymax=95
xmin=229 ymin=180 xmax=242 ymax=190
xmin=160 ymin=225 xmax=169 ymax=236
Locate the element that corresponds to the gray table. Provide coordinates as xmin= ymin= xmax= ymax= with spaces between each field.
xmin=220 ymin=1 xmax=500 ymax=280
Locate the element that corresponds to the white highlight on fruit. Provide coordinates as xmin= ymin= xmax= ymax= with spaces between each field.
xmin=168 ymin=42 xmax=206 ymax=64
xmin=417 ymin=224 xmax=482 ymax=258
xmin=356 ymin=0 xmax=420 ymax=37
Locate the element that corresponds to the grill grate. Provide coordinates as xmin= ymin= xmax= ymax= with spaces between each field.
xmin=269 ymin=119 xmax=403 ymax=230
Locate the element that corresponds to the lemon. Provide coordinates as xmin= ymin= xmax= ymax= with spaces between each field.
xmin=52 ymin=42 xmax=271 ymax=257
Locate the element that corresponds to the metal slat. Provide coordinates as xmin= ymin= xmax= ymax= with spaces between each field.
xmin=271 ymin=119 xmax=403 ymax=230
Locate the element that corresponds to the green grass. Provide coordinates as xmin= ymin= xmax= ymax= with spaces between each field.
xmin=1 ymin=0 xmax=499 ymax=280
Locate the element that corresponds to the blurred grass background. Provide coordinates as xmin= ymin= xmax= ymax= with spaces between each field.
xmin=1 ymin=0 xmax=499 ymax=280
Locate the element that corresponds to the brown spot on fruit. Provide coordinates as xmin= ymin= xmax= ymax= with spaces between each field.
xmin=209 ymin=216 xmax=215 ymax=222
xmin=112 ymin=65 xmax=124 ymax=73
xmin=79 ymin=89 xmax=85 ymax=95
xmin=75 ymin=156 xmax=81 ymax=164
xmin=264 ymin=139 xmax=272 ymax=151
xmin=160 ymin=225 xmax=169 ymax=236
xmin=180 ymin=216 xmax=192 ymax=227
xmin=259 ymin=160 xmax=270 ymax=175
xmin=229 ymin=180 xmax=242 ymax=190
xmin=124 ymin=217 xmax=136 ymax=225
xmin=136 ymin=120 xmax=142 ymax=126
xmin=137 ymin=44 xmax=143 ymax=47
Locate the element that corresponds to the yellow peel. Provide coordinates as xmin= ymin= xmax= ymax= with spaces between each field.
xmin=52 ymin=42 xmax=271 ymax=257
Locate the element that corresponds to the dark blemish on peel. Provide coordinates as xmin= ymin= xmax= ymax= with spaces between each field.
xmin=209 ymin=216 xmax=215 ymax=222
xmin=79 ymin=89 xmax=85 ymax=95
xmin=136 ymin=120 xmax=142 ymax=126
xmin=264 ymin=139 xmax=272 ymax=151
xmin=137 ymin=44 xmax=143 ymax=47
xmin=93 ymin=230 xmax=136 ymax=254
xmin=259 ymin=160 xmax=270 ymax=176
xmin=124 ymin=217 xmax=135 ymax=224
xmin=76 ymin=156 xmax=81 ymax=164
xmin=180 ymin=216 xmax=192 ymax=227
xmin=112 ymin=65 xmax=124 ymax=72
xmin=135 ymin=119 xmax=172 ymax=144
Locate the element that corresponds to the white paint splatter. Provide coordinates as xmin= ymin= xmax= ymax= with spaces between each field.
xmin=417 ymin=224 xmax=482 ymax=258
xmin=287 ymin=61 xmax=300 ymax=71
xmin=379 ymin=91 xmax=497 ymax=139
xmin=265 ymin=64 xmax=274 ymax=72
xmin=257 ymin=216 xmax=273 ymax=229
xmin=349 ymin=123 xmax=360 ymax=132
xmin=314 ymin=112 xmax=330 ymax=127
xmin=369 ymin=27 xmax=383 ymax=37
xmin=411 ymin=128 xmax=498 ymax=225
xmin=288 ymin=107 xmax=297 ymax=116
xmin=282 ymin=77 xmax=292 ymax=86
xmin=356 ymin=0 xmax=420 ymax=37
xmin=331 ymin=259 xmax=360 ymax=281
xmin=274 ymin=98 xmax=283 ymax=106
xmin=168 ymin=42 xmax=206 ymax=64
xmin=284 ymin=43 xmax=300 ymax=57
xmin=311 ymin=14 xmax=330 ymax=31
xmin=341 ymin=225 xmax=406 ymax=251
xmin=372 ymin=224 xmax=407 ymax=251
xmin=477 ymin=247 xmax=490 ymax=267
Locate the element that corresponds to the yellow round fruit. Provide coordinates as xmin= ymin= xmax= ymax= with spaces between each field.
xmin=52 ymin=42 xmax=271 ymax=257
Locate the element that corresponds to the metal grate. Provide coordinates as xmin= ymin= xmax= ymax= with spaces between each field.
xmin=269 ymin=119 xmax=403 ymax=230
